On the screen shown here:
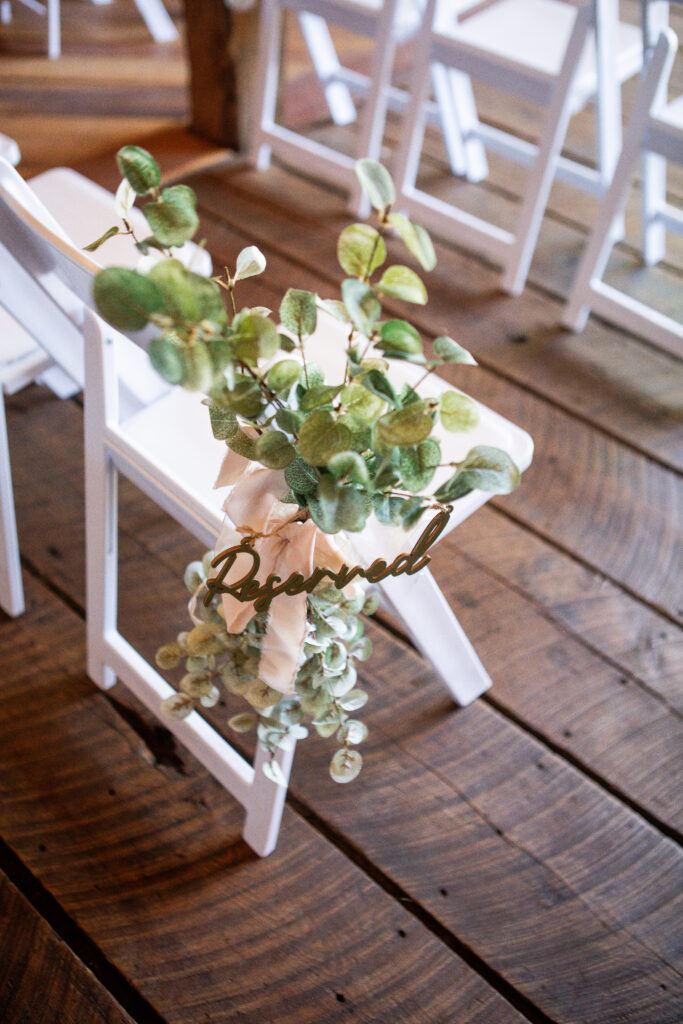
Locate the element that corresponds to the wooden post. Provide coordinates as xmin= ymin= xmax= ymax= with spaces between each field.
xmin=182 ymin=0 xmax=260 ymax=151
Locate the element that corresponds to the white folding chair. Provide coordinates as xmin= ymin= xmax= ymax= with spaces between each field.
xmin=0 ymin=158 xmax=211 ymax=618
xmin=1 ymin=0 xmax=177 ymax=59
xmin=393 ymin=0 xmax=644 ymax=295
xmin=0 ymin=155 xmax=533 ymax=855
xmin=251 ymin=0 xmax=429 ymax=213
xmin=563 ymin=26 xmax=682 ymax=356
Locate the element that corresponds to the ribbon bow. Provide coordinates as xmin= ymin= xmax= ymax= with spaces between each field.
xmin=212 ymin=446 xmax=362 ymax=696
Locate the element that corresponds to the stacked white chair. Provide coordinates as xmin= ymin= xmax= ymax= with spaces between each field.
xmin=0 ymin=155 xmax=532 ymax=854
xmin=392 ymin=0 xmax=644 ymax=295
xmin=563 ymin=26 xmax=682 ymax=356
xmin=1 ymin=0 xmax=177 ymax=59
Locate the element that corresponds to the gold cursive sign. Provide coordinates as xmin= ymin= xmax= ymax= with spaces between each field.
xmin=204 ymin=510 xmax=451 ymax=614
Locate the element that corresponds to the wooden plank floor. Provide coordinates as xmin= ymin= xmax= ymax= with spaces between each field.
xmin=1 ymin=2 xmax=682 ymax=1022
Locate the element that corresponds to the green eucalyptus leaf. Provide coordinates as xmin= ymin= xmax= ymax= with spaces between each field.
xmin=276 ymin=407 xmax=305 ymax=435
xmin=161 ymin=693 xmax=194 ymax=720
xmin=228 ymin=429 xmax=259 ymax=460
xmin=340 ymin=381 xmax=385 ymax=423
xmin=458 ymin=445 xmax=520 ymax=493
xmin=440 ymin=391 xmax=479 ymax=432
xmin=433 ymin=335 xmax=477 ymax=365
xmin=265 ymin=359 xmax=302 ymax=394
xmin=378 ymin=319 xmax=423 ymax=356
xmin=155 ymin=641 xmax=183 ymax=670
xmin=147 ymin=259 xmax=226 ymax=324
xmin=232 ymin=311 xmax=279 ymax=365
xmin=116 ymin=145 xmax=161 ymax=195
xmin=254 ymin=430 xmax=296 ymax=469
xmin=377 ymin=401 xmax=432 ymax=447
xmin=318 ymin=298 xmax=349 ymax=323
xmin=285 ymin=457 xmax=318 ymax=495
xmin=229 ymin=712 xmax=258 ymax=733
xmin=385 ymin=211 xmax=436 ymax=271
xmin=327 ymin=450 xmax=369 ymax=486
xmin=180 ymin=341 xmax=214 ymax=391
xmin=399 ymin=438 xmax=441 ymax=491
xmin=279 ymin=332 xmax=296 ymax=352
xmin=299 ymin=384 xmax=342 ymax=412
xmin=337 ymin=223 xmax=386 ymax=277
xmin=93 ymin=266 xmax=165 ymax=331
xmin=376 ymin=265 xmax=427 ymax=304
xmin=360 ymin=368 xmax=399 ymax=408
xmin=143 ymin=185 xmax=199 ymax=247
xmin=373 ymin=492 xmax=405 ymax=526
xmin=297 ymin=410 xmax=353 ymax=466
xmin=148 ymin=332 xmax=185 ymax=384
xmin=280 ymin=288 xmax=317 ymax=337
xmin=355 ymin=159 xmax=395 ymax=210
xmin=341 ymin=278 xmax=381 ymax=337
xmin=218 ymin=377 xmax=263 ymax=417
xmin=336 ymin=415 xmax=372 ymax=454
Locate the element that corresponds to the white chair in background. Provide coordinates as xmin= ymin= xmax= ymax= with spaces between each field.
xmin=563 ymin=27 xmax=682 ymax=356
xmin=291 ymin=0 xmax=489 ymax=183
xmin=392 ymin=0 xmax=644 ymax=295
xmin=0 ymin=150 xmax=533 ymax=854
xmin=0 ymin=0 xmax=177 ymax=60
xmin=0 ymin=157 xmax=211 ymax=618
xmin=251 ymin=0 xmax=461 ymax=213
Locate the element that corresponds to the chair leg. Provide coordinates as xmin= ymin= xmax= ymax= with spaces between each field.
xmin=297 ymin=12 xmax=357 ymax=126
xmin=0 ymin=392 xmax=25 ymax=617
xmin=563 ymin=30 xmax=676 ymax=332
xmin=348 ymin=0 xmax=400 ymax=215
xmin=379 ymin=568 xmax=491 ymax=706
xmin=250 ymin=0 xmax=282 ymax=171
xmin=501 ymin=4 xmax=592 ymax=297
xmin=243 ymin=741 xmax=295 ymax=856
xmin=132 ymin=0 xmax=177 ymax=43
xmin=47 ymin=0 xmax=60 ymax=59
xmin=431 ymin=64 xmax=488 ymax=182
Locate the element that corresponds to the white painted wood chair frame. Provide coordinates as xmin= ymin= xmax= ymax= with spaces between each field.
xmin=252 ymin=0 xmax=410 ymax=213
xmin=0 ymin=159 xmax=533 ymax=856
xmin=293 ymin=2 xmax=489 ymax=182
xmin=1 ymin=0 xmax=176 ymax=59
xmin=563 ymin=27 xmax=683 ymax=357
xmin=393 ymin=0 xmax=596 ymax=295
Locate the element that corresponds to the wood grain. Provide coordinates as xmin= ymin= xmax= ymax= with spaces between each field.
xmin=0 ymin=872 xmax=135 ymax=1024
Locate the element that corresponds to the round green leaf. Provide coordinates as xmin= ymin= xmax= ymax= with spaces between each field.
xmin=299 ymin=384 xmax=342 ymax=412
xmin=143 ymin=185 xmax=199 ymax=247
xmin=280 ymin=288 xmax=317 ymax=337
xmin=297 ymin=410 xmax=353 ymax=466
xmin=386 ymin=211 xmax=436 ymax=271
xmin=399 ymin=438 xmax=441 ymax=491
xmin=377 ymin=401 xmax=433 ymax=447
xmin=330 ymin=748 xmax=363 ymax=783
xmin=116 ymin=145 xmax=161 ymax=195
xmin=221 ymin=378 xmax=263 ymax=417
xmin=355 ymin=159 xmax=395 ymax=210
xmin=232 ymin=312 xmax=279 ymax=365
xmin=458 ymin=445 xmax=520 ymax=493
xmin=147 ymin=259 xmax=225 ymax=323
xmin=337 ymin=223 xmax=386 ymax=277
xmin=440 ymin=391 xmax=479 ymax=432
xmin=254 ymin=430 xmax=296 ymax=469
xmin=284 ymin=456 xmax=318 ymax=495
xmin=340 ymin=381 xmax=385 ymax=423
xmin=265 ymin=359 xmax=301 ymax=394
xmin=327 ymin=451 xmax=369 ymax=486
xmin=148 ymin=333 xmax=185 ymax=384
xmin=377 ymin=265 xmax=427 ymax=304
xmin=93 ymin=266 xmax=165 ymax=331
xmin=378 ymin=319 xmax=423 ymax=355
xmin=161 ymin=693 xmax=194 ymax=720
xmin=433 ymin=335 xmax=477 ymax=365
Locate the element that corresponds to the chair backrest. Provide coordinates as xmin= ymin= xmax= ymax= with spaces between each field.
xmin=0 ymin=158 xmax=167 ymax=409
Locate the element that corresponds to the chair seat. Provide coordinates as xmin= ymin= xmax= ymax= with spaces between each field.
xmin=442 ymin=0 xmax=642 ymax=106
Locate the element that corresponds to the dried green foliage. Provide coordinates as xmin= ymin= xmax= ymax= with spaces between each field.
xmin=91 ymin=148 xmax=522 ymax=784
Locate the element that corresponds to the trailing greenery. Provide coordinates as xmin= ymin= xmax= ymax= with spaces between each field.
xmin=91 ymin=145 xmax=521 ymax=784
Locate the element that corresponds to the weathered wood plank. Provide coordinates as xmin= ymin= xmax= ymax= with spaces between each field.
xmin=0 ymin=872 xmax=135 ymax=1024
xmin=5 ymin=382 xmax=683 ymax=1015
xmin=0 ymin=577 xmax=528 ymax=1024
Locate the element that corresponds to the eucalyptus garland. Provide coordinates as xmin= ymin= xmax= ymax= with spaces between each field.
xmin=91 ymin=146 xmax=520 ymax=783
